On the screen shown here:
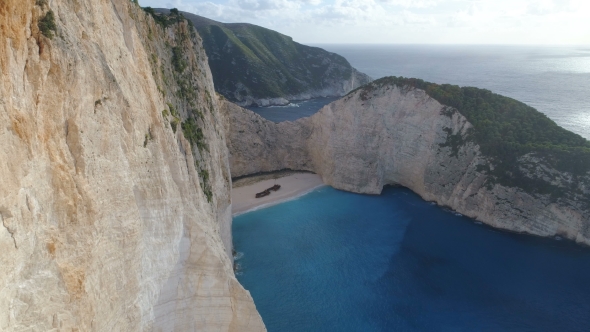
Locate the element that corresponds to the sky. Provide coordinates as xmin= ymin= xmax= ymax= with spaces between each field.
xmin=138 ymin=0 xmax=590 ymax=45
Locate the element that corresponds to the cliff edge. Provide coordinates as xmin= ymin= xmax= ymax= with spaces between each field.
xmin=225 ymin=79 xmax=590 ymax=245
xmin=0 ymin=1 xmax=264 ymax=331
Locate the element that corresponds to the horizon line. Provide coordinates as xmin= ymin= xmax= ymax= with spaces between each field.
xmin=306 ymin=43 xmax=590 ymax=47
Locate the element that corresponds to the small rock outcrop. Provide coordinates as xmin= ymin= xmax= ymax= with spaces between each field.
xmin=0 ymin=0 xmax=264 ymax=331
xmin=225 ymin=81 xmax=590 ymax=245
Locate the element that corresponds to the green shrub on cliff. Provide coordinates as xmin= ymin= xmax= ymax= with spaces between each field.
xmin=39 ymin=10 xmax=57 ymax=39
xmin=199 ymin=169 xmax=212 ymax=202
xmin=143 ymin=7 xmax=187 ymax=28
xmin=171 ymin=47 xmax=187 ymax=73
xmin=181 ymin=117 xmax=207 ymax=152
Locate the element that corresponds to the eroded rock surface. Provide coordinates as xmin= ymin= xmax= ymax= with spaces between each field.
xmin=0 ymin=1 xmax=264 ymax=331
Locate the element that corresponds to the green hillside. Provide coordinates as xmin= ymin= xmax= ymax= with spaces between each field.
xmin=155 ymin=9 xmax=370 ymax=105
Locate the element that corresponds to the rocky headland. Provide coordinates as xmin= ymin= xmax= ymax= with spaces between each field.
xmin=156 ymin=9 xmax=372 ymax=107
xmin=225 ymin=78 xmax=590 ymax=245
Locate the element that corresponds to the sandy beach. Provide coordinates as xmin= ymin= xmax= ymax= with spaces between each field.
xmin=231 ymin=172 xmax=325 ymax=216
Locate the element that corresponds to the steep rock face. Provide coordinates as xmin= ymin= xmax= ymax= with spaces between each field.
xmin=226 ymin=85 xmax=590 ymax=245
xmin=0 ymin=1 xmax=264 ymax=331
xmin=222 ymin=101 xmax=313 ymax=175
xmin=162 ymin=10 xmax=372 ymax=107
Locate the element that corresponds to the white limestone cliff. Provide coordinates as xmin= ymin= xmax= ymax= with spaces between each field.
xmin=0 ymin=0 xmax=264 ymax=331
xmin=225 ymin=85 xmax=590 ymax=245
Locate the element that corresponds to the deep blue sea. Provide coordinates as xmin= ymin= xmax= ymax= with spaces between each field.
xmin=249 ymin=45 xmax=590 ymax=140
xmin=234 ymin=187 xmax=590 ymax=332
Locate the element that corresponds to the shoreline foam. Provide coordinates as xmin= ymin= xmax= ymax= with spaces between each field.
xmin=231 ymin=173 xmax=325 ymax=216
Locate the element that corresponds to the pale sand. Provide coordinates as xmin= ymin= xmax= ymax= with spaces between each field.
xmin=231 ymin=173 xmax=325 ymax=216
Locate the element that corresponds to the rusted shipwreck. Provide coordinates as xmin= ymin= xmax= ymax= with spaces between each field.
xmin=255 ymin=184 xmax=281 ymax=198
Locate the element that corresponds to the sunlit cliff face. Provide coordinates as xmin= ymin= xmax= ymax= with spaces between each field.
xmin=0 ymin=1 xmax=264 ymax=330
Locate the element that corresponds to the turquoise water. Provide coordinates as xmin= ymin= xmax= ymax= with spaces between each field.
xmin=233 ymin=186 xmax=590 ymax=332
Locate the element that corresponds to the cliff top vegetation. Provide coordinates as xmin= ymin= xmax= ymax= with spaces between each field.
xmin=353 ymin=76 xmax=590 ymax=199
xmin=154 ymin=9 xmax=365 ymax=104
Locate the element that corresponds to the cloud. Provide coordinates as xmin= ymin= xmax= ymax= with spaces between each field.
xmin=307 ymin=0 xmax=438 ymax=27
xmin=526 ymin=0 xmax=587 ymax=16
xmin=150 ymin=0 xmax=439 ymax=27
xmin=232 ymin=0 xmax=298 ymax=11
xmin=299 ymin=0 xmax=322 ymax=4
xmin=376 ymin=0 xmax=441 ymax=9
xmin=447 ymin=2 xmax=479 ymax=28
xmin=402 ymin=10 xmax=435 ymax=25
xmin=311 ymin=0 xmax=377 ymax=24
xmin=526 ymin=0 xmax=558 ymax=16
xmin=139 ymin=0 xmax=590 ymax=44
xmin=446 ymin=1 xmax=528 ymax=28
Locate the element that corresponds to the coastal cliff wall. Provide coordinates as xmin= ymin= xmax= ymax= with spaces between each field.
xmin=222 ymin=101 xmax=314 ymax=175
xmin=226 ymin=85 xmax=590 ymax=245
xmin=0 ymin=1 xmax=263 ymax=331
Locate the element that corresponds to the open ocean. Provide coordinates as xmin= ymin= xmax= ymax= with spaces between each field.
xmin=236 ymin=45 xmax=590 ymax=331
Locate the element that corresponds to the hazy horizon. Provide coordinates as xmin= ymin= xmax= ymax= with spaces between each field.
xmin=310 ymin=43 xmax=590 ymax=46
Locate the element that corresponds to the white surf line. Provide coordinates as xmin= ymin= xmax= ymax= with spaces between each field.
xmin=232 ymin=184 xmax=327 ymax=217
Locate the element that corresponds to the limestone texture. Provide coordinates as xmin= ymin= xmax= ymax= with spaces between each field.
xmin=0 ymin=0 xmax=264 ymax=331
xmin=225 ymin=84 xmax=590 ymax=245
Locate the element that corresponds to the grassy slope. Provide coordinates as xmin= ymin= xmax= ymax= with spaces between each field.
xmin=177 ymin=12 xmax=356 ymax=102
